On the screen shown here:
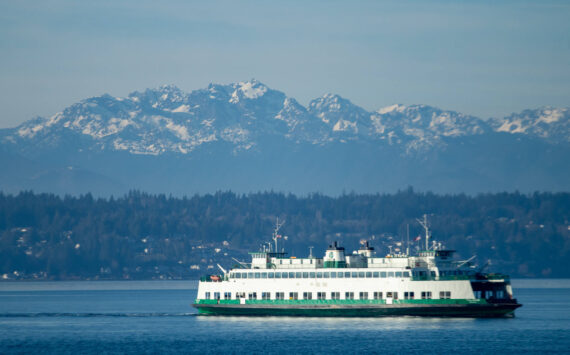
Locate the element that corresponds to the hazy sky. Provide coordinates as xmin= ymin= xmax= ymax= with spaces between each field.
xmin=1 ymin=0 xmax=569 ymax=128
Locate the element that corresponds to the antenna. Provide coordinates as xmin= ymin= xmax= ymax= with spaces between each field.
xmin=406 ymin=223 xmax=410 ymax=256
xmin=272 ymin=217 xmax=285 ymax=253
xmin=416 ymin=214 xmax=430 ymax=251
xmin=309 ymin=246 xmax=314 ymax=258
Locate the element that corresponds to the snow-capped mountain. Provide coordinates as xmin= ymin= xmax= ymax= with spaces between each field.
xmin=490 ymin=107 xmax=570 ymax=144
xmin=1 ymin=80 xmax=568 ymax=196
xmin=11 ymin=80 xmax=331 ymax=155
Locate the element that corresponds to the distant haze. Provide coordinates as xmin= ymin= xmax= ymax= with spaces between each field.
xmin=1 ymin=0 xmax=569 ymax=128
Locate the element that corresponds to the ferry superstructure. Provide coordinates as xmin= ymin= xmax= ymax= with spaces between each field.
xmin=193 ymin=216 xmax=522 ymax=317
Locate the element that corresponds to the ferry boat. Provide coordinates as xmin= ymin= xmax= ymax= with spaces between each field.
xmin=193 ymin=216 xmax=522 ymax=317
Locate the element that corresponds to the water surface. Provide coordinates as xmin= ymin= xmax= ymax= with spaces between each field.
xmin=0 ymin=280 xmax=568 ymax=354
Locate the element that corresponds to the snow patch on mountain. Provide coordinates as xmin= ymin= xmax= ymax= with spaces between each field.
xmin=377 ymin=104 xmax=406 ymax=115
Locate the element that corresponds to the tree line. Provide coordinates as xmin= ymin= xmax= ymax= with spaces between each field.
xmin=0 ymin=189 xmax=568 ymax=279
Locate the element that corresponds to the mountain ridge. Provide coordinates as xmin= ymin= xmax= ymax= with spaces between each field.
xmin=5 ymin=80 xmax=568 ymax=157
xmin=0 ymin=80 xmax=568 ymax=196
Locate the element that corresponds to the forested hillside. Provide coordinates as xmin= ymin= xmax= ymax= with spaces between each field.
xmin=0 ymin=189 xmax=568 ymax=280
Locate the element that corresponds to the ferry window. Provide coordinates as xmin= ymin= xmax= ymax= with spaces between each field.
xmin=393 ymin=292 xmax=398 ymax=300
xmin=310 ymin=259 xmax=313 ymax=264
xmin=275 ymin=272 xmax=281 ymax=279
xmin=345 ymin=292 xmax=354 ymax=300
xmin=255 ymin=272 xmax=260 ymax=279
xmin=373 ymin=272 xmax=379 ymax=278
xmin=261 ymin=272 xmax=267 ymax=278
xmin=310 ymin=272 xmax=316 ymax=278
xmin=395 ymin=272 xmax=402 ymax=277
xmin=352 ymin=272 xmax=358 ymax=278
xmin=380 ymin=272 xmax=387 ymax=278
xmin=331 ymin=272 xmax=337 ymax=278
xmin=280 ymin=260 xmax=283 ymax=265
xmin=421 ymin=291 xmax=432 ymax=299
xmin=366 ymin=272 xmax=372 ymax=278
xmin=474 ymin=291 xmax=482 ymax=299
xmin=268 ymin=272 xmax=274 ymax=279
xmin=276 ymin=292 xmax=285 ymax=300
xmin=224 ymin=292 xmax=231 ymax=300
xmin=295 ymin=272 xmax=302 ymax=278
xmin=289 ymin=272 xmax=295 ymax=278
xmin=358 ymin=272 xmax=365 ymax=278
xmin=248 ymin=292 xmax=257 ymax=300
xmin=337 ymin=272 xmax=344 ymax=278
xmin=303 ymin=292 xmax=313 ymax=300
xmin=496 ymin=290 xmax=504 ymax=299
xmin=388 ymin=272 xmax=394 ymax=278
xmin=430 ymin=271 xmax=436 ymax=277
xmin=303 ymin=272 xmax=309 ymax=278
xmin=373 ymin=292 xmax=383 ymax=300
xmin=248 ymin=272 xmax=254 ymax=279
xmin=404 ymin=292 xmax=414 ymax=300
xmin=214 ymin=292 xmax=220 ymax=300
xmin=317 ymin=272 xmax=323 ymax=278
xmin=317 ymin=292 xmax=326 ymax=300
xmin=235 ymin=273 xmax=241 ymax=279
xmin=324 ymin=272 xmax=330 ymax=278
xmin=439 ymin=291 xmax=451 ymax=299
xmin=205 ymin=292 xmax=211 ymax=299
xmin=236 ymin=292 xmax=245 ymax=299
xmin=485 ymin=291 xmax=493 ymax=299
xmin=301 ymin=259 xmax=303 ymax=264
xmin=289 ymin=292 xmax=298 ymax=300
xmin=262 ymin=292 xmax=270 ymax=300
xmin=281 ymin=272 xmax=288 ymax=279
xmin=386 ymin=292 xmax=393 ymax=298
xmin=345 ymin=272 xmax=351 ymax=278
xmin=331 ymin=292 xmax=340 ymax=300
xmin=359 ymin=292 xmax=368 ymax=300
xmin=403 ymin=272 xmax=410 ymax=278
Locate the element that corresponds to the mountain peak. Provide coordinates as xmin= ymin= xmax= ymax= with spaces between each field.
xmin=230 ymin=79 xmax=268 ymax=102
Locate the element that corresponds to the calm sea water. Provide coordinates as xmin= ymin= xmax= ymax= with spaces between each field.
xmin=0 ymin=280 xmax=569 ymax=354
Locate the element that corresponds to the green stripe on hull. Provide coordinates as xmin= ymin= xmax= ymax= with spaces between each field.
xmin=193 ymin=303 xmax=520 ymax=318
xmin=194 ymin=298 xmax=488 ymax=306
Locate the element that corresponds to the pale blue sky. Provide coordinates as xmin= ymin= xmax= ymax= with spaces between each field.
xmin=1 ymin=0 xmax=569 ymax=128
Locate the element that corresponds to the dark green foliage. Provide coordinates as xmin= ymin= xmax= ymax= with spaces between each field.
xmin=0 ymin=189 xmax=568 ymax=280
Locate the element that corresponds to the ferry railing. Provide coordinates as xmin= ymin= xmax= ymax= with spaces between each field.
xmin=199 ymin=275 xmax=225 ymax=282
xmin=411 ymin=275 xmax=471 ymax=281
xmin=411 ymin=274 xmax=510 ymax=281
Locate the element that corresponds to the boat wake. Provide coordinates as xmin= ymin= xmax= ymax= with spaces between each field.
xmin=0 ymin=312 xmax=198 ymax=318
